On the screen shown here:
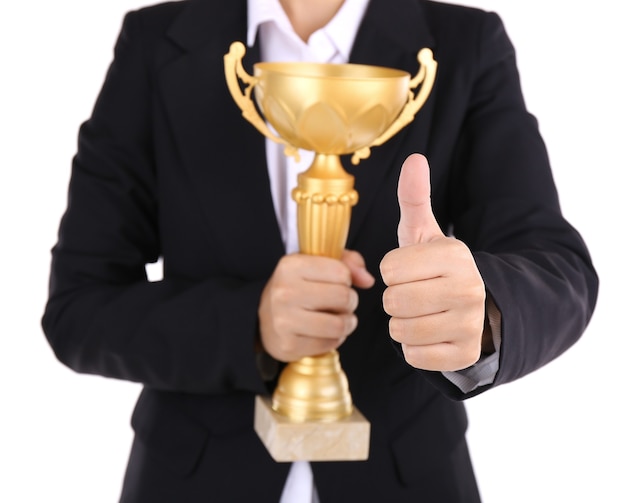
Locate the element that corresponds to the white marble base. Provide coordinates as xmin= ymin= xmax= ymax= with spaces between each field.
xmin=254 ymin=395 xmax=370 ymax=462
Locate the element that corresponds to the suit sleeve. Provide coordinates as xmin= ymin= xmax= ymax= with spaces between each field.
xmin=424 ymin=12 xmax=598 ymax=399
xmin=41 ymin=11 xmax=268 ymax=395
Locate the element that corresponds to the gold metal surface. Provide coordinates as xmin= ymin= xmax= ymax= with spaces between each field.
xmin=272 ymin=351 xmax=352 ymax=422
xmin=224 ymin=41 xmax=437 ymax=423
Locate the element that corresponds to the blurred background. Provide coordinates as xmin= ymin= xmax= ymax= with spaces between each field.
xmin=1 ymin=0 xmax=623 ymax=501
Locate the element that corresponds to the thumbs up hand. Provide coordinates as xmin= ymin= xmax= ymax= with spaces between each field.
xmin=380 ymin=154 xmax=487 ymax=372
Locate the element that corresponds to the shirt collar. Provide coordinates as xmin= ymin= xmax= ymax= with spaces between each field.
xmin=247 ymin=0 xmax=369 ymax=60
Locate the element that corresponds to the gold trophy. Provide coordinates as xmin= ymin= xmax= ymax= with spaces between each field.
xmin=224 ymin=41 xmax=437 ymax=462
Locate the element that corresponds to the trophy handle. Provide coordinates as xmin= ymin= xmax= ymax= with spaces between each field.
xmin=351 ymin=48 xmax=438 ymax=165
xmin=224 ymin=42 xmax=300 ymax=160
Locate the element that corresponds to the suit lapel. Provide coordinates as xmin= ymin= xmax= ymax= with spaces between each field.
xmin=159 ymin=0 xmax=285 ymax=276
xmin=346 ymin=0 xmax=440 ymax=246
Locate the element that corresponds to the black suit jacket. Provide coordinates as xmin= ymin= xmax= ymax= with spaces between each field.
xmin=42 ymin=0 xmax=598 ymax=501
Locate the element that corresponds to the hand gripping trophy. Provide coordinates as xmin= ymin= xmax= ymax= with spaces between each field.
xmin=224 ymin=41 xmax=437 ymax=462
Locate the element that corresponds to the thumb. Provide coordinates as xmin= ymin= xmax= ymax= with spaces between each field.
xmin=397 ymin=153 xmax=444 ymax=247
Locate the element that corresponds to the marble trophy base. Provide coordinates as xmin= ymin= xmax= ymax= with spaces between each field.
xmin=254 ymin=396 xmax=370 ymax=462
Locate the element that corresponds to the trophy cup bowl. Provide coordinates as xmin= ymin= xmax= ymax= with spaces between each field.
xmin=252 ymin=61 xmax=411 ymax=155
xmin=224 ymin=41 xmax=437 ymax=461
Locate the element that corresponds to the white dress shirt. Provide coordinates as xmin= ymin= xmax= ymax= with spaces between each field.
xmin=247 ymin=2 xmax=369 ymax=500
xmin=245 ymin=0 xmax=501 ymax=500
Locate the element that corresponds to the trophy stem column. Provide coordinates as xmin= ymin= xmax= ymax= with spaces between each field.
xmin=271 ymin=153 xmax=359 ymax=423
xmin=292 ymin=154 xmax=358 ymax=259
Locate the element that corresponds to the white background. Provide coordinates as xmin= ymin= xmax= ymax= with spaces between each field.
xmin=1 ymin=1 xmax=624 ymax=501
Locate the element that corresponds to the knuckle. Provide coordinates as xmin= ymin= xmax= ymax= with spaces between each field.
xmin=402 ymin=345 xmax=422 ymax=369
xmin=345 ymin=288 xmax=359 ymax=312
xmin=333 ymin=321 xmax=351 ymax=340
xmin=337 ymin=287 xmax=352 ymax=311
xmin=452 ymin=282 xmax=485 ymax=311
xmin=388 ymin=317 xmax=405 ymax=343
xmin=271 ymin=283 xmax=293 ymax=305
xmin=327 ymin=315 xmax=348 ymax=337
xmin=330 ymin=259 xmax=352 ymax=286
xmin=379 ymin=252 xmax=396 ymax=285
xmin=277 ymin=254 xmax=297 ymax=274
xmin=382 ymin=288 xmax=397 ymax=315
xmin=446 ymin=237 xmax=471 ymax=259
xmin=339 ymin=264 xmax=353 ymax=286
xmin=467 ymin=277 xmax=486 ymax=302
xmin=346 ymin=314 xmax=358 ymax=335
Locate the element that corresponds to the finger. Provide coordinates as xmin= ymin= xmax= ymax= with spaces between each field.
xmin=299 ymin=282 xmax=359 ymax=314
xmin=388 ymin=309 xmax=484 ymax=347
xmin=382 ymin=278 xmax=448 ymax=318
xmin=294 ymin=311 xmax=358 ymax=341
xmin=341 ymin=250 xmax=376 ymax=289
xmin=380 ymin=237 xmax=474 ymax=287
xmin=271 ymin=310 xmax=358 ymax=361
xmin=286 ymin=254 xmax=353 ymax=286
xmin=397 ymin=153 xmax=445 ymax=247
xmin=388 ymin=307 xmax=484 ymax=371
